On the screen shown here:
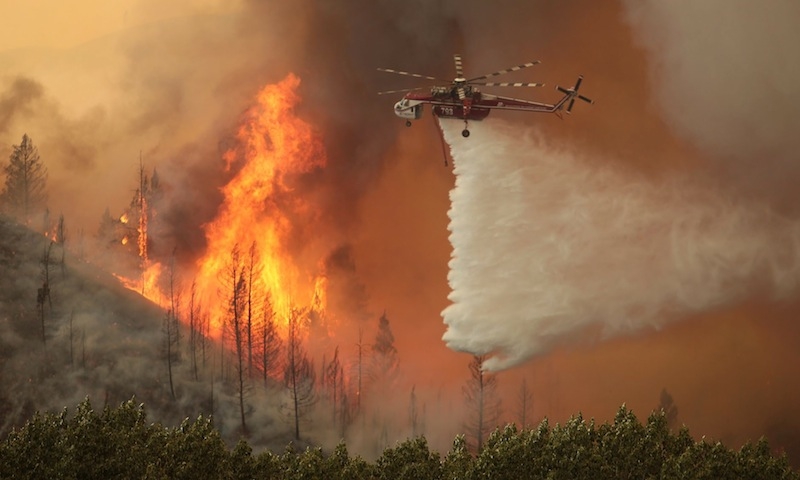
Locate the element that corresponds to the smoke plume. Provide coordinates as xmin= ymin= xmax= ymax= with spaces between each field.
xmin=440 ymin=119 xmax=800 ymax=371
xmin=621 ymin=0 xmax=800 ymax=205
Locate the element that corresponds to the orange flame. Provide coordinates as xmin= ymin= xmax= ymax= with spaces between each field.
xmin=194 ymin=73 xmax=327 ymax=337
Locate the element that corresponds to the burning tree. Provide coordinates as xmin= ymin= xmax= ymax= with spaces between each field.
xmin=1 ymin=134 xmax=47 ymax=224
xmin=463 ymin=355 xmax=502 ymax=453
xmin=283 ymin=307 xmax=316 ymax=441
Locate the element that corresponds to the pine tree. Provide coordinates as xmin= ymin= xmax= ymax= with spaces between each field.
xmin=657 ymin=388 xmax=679 ymax=430
xmin=371 ymin=311 xmax=399 ymax=384
xmin=1 ymin=134 xmax=47 ymax=223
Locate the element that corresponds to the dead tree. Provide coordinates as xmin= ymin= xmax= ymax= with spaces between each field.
xmin=517 ymin=377 xmax=534 ymax=429
xmin=325 ymin=346 xmax=343 ymax=426
xmin=188 ymin=280 xmax=200 ymax=381
xmin=225 ymin=245 xmax=248 ymax=434
xmin=162 ymin=309 xmax=178 ymax=400
xmin=245 ymin=241 xmax=261 ymax=379
xmin=409 ymin=385 xmax=419 ymax=437
xmin=354 ymin=327 xmax=366 ymax=412
xmin=68 ymin=310 xmax=75 ymax=368
xmin=37 ymin=242 xmax=53 ymax=344
xmin=259 ymin=292 xmax=281 ymax=386
xmin=283 ymin=307 xmax=316 ymax=441
xmin=55 ymin=213 xmax=66 ymax=276
xmin=463 ymin=355 xmax=502 ymax=453
xmin=162 ymin=252 xmax=182 ymax=400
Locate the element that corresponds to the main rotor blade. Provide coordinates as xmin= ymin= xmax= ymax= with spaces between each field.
xmin=377 ymin=68 xmax=439 ymax=81
xmin=471 ymin=81 xmax=545 ymax=87
xmin=578 ymin=94 xmax=594 ymax=104
xmin=467 ymin=60 xmax=541 ymax=82
xmin=574 ymin=75 xmax=583 ymax=91
xmin=454 ymin=54 xmax=464 ymax=79
xmin=377 ymin=87 xmax=428 ymax=96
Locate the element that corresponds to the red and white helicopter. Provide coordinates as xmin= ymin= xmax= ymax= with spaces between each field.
xmin=378 ymin=54 xmax=593 ymax=137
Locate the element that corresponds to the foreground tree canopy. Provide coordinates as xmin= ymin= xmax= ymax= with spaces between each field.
xmin=0 ymin=399 xmax=796 ymax=480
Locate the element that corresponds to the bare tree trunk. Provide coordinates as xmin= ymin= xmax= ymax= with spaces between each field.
xmin=81 ymin=329 xmax=86 ymax=369
xmin=356 ymin=327 xmax=364 ymax=411
xmin=37 ymin=242 xmax=53 ymax=345
xmin=517 ymin=377 xmax=533 ymax=428
xmin=69 ymin=310 xmax=74 ymax=369
xmin=226 ymin=245 xmax=248 ymax=434
xmin=189 ymin=280 xmax=199 ymax=381
xmin=165 ymin=310 xmax=176 ymax=401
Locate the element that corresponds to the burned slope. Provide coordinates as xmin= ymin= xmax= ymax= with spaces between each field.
xmin=0 ymin=214 xmax=194 ymax=435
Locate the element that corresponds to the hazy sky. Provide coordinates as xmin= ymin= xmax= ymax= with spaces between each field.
xmin=0 ymin=0 xmax=239 ymax=51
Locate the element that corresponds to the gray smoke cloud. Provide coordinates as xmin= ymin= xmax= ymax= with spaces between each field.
xmin=621 ymin=0 xmax=800 ymax=202
xmin=440 ymin=119 xmax=800 ymax=371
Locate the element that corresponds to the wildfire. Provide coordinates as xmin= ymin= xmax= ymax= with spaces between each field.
xmin=194 ymin=73 xmax=328 ymax=336
xmin=114 ymin=262 xmax=167 ymax=306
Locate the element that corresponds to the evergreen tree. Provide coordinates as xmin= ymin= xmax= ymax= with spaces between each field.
xmin=658 ymin=388 xmax=679 ymax=430
xmin=1 ymin=134 xmax=47 ymax=223
xmin=371 ymin=311 xmax=399 ymax=383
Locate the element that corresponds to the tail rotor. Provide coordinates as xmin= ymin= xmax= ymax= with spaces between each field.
xmin=556 ymin=75 xmax=594 ymax=114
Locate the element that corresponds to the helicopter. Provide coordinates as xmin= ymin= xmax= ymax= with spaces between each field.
xmin=378 ymin=54 xmax=593 ymax=137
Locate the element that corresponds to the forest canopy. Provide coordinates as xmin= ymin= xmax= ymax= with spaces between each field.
xmin=1 ymin=398 xmax=796 ymax=480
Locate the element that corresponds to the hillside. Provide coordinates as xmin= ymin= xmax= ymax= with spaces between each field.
xmin=0 ymin=214 xmax=298 ymax=449
xmin=0 ymin=214 xmax=167 ymax=423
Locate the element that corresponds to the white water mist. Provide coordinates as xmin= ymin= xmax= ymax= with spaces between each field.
xmin=440 ymin=119 xmax=800 ymax=371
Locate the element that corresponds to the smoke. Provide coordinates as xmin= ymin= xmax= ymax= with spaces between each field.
xmin=441 ymin=119 xmax=800 ymax=371
xmin=621 ymin=1 xmax=800 ymax=204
